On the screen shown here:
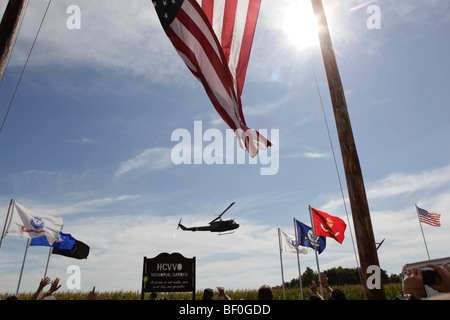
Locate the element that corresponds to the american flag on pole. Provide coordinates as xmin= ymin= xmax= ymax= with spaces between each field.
xmin=152 ymin=0 xmax=271 ymax=157
xmin=416 ymin=205 xmax=441 ymax=227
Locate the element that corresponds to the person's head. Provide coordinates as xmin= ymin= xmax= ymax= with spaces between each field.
xmin=203 ymin=288 xmax=214 ymax=300
xmin=257 ymin=285 xmax=273 ymax=300
xmin=149 ymin=292 xmax=158 ymax=300
xmin=330 ymin=289 xmax=346 ymax=300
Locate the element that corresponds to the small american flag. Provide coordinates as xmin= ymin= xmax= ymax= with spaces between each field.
xmin=152 ymin=0 xmax=270 ymax=157
xmin=416 ymin=205 xmax=441 ymax=227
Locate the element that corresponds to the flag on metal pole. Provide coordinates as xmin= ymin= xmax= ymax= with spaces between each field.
xmin=295 ymin=219 xmax=326 ymax=254
xmin=311 ymin=207 xmax=346 ymax=244
xmin=5 ymin=200 xmax=63 ymax=245
xmin=416 ymin=205 xmax=441 ymax=227
xmin=279 ymin=228 xmax=307 ymax=254
xmin=152 ymin=0 xmax=271 ymax=157
xmin=415 ymin=204 xmax=441 ymax=260
xmin=30 ymin=231 xmax=76 ymax=250
xmin=278 ymin=227 xmax=307 ymax=300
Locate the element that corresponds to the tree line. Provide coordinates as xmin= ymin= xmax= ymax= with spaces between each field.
xmin=281 ymin=266 xmax=402 ymax=288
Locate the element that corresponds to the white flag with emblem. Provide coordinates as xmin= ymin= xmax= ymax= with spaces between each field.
xmin=279 ymin=229 xmax=307 ymax=254
xmin=6 ymin=201 xmax=64 ymax=245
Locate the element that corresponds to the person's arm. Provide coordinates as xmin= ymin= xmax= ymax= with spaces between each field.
xmin=320 ymin=273 xmax=332 ymax=294
xmin=309 ymin=280 xmax=323 ymax=300
xmin=31 ymin=277 xmax=50 ymax=300
xmin=86 ymin=286 xmax=97 ymax=300
xmin=40 ymin=278 xmax=62 ymax=300
xmin=402 ymin=268 xmax=424 ymax=299
xmin=217 ymin=286 xmax=230 ymax=300
xmin=427 ymin=264 xmax=450 ymax=293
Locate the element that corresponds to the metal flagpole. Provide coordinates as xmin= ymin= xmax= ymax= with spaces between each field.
xmin=43 ymin=246 xmax=53 ymax=279
xmin=0 ymin=198 xmax=14 ymax=250
xmin=16 ymin=238 xmax=30 ymax=295
xmin=277 ymin=228 xmax=286 ymax=300
xmin=293 ymin=218 xmax=304 ymax=300
xmin=415 ymin=204 xmax=431 ymax=260
xmin=308 ymin=206 xmax=323 ymax=297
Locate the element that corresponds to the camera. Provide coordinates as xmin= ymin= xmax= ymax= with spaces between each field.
xmin=421 ymin=269 xmax=441 ymax=286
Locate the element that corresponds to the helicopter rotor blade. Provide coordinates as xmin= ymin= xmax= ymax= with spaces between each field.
xmin=209 ymin=202 xmax=235 ymax=224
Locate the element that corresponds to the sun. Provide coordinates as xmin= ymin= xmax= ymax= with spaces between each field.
xmin=281 ymin=0 xmax=319 ymax=50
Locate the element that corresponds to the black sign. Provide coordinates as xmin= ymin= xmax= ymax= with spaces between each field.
xmin=141 ymin=252 xmax=196 ymax=300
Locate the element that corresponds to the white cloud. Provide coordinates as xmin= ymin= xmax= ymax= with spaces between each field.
xmin=65 ymin=137 xmax=97 ymax=144
xmin=9 ymin=0 xmax=189 ymax=83
xmin=367 ymin=165 xmax=450 ymax=200
xmin=283 ymin=145 xmax=330 ymax=160
xmin=114 ymin=147 xmax=173 ymax=177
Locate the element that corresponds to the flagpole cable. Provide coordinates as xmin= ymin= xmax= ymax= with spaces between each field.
xmin=309 ymin=60 xmax=363 ymax=285
xmin=415 ymin=205 xmax=431 ymax=260
xmin=0 ymin=0 xmax=30 ymax=89
xmin=0 ymin=0 xmax=52 ymax=135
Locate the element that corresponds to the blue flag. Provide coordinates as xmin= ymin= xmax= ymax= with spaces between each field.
xmin=296 ymin=220 xmax=326 ymax=254
xmin=30 ymin=232 xmax=76 ymax=250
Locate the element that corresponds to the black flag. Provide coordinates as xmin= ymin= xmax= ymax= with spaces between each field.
xmin=52 ymin=240 xmax=90 ymax=259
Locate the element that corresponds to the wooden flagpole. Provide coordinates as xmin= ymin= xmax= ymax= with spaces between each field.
xmin=0 ymin=0 xmax=27 ymax=79
xmin=310 ymin=0 xmax=386 ymax=299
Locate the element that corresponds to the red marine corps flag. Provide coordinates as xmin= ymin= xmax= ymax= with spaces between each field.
xmin=311 ymin=207 xmax=346 ymax=244
xmin=152 ymin=0 xmax=271 ymax=157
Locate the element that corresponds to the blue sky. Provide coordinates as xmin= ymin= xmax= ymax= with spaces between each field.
xmin=0 ymin=0 xmax=450 ymax=295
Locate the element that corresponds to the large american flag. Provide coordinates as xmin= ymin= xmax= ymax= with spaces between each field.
xmin=152 ymin=0 xmax=271 ymax=157
xmin=416 ymin=205 xmax=441 ymax=227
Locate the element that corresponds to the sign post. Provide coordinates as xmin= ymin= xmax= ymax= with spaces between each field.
xmin=141 ymin=252 xmax=196 ymax=300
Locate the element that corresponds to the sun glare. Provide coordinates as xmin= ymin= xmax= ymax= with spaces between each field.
xmin=282 ymin=0 xmax=319 ymax=50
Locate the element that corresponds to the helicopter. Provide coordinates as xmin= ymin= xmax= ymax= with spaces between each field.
xmin=177 ymin=202 xmax=239 ymax=234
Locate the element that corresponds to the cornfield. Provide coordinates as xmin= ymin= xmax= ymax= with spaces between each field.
xmin=1 ymin=283 xmax=402 ymax=300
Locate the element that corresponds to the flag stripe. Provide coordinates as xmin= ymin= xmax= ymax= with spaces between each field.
xmin=221 ymin=0 xmax=238 ymax=64
xmin=235 ymin=0 xmax=261 ymax=96
xmin=201 ymin=0 xmax=214 ymax=23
